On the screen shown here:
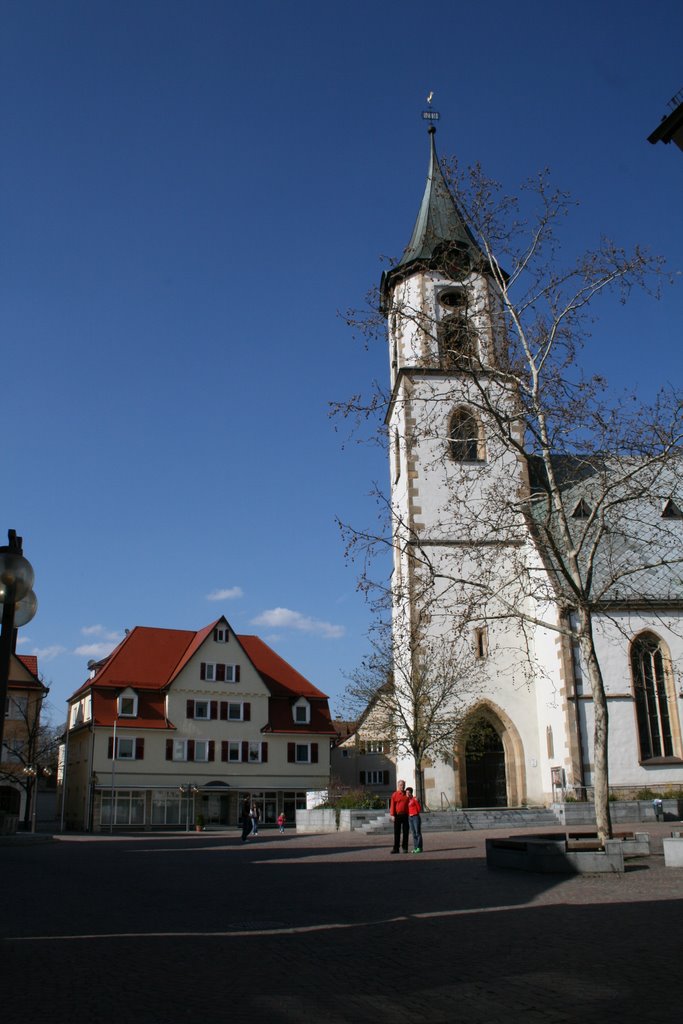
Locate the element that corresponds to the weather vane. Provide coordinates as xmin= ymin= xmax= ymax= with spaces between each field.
xmin=422 ymin=91 xmax=440 ymax=126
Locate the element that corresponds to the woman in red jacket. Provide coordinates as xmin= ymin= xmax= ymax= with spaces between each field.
xmin=406 ymin=787 xmax=423 ymax=853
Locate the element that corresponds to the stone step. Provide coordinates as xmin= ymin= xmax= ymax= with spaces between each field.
xmin=358 ymin=808 xmax=559 ymax=833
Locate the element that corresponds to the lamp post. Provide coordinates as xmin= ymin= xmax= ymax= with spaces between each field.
xmin=0 ymin=530 xmax=38 ymax=758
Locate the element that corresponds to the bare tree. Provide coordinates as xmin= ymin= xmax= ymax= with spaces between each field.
xmin=335 ymin=153 xmax=682 ymax=842
xmin=342 ymin=606 xmax=485 ymax=807
xmin=1 ymin=691 xmax=60 ymax=828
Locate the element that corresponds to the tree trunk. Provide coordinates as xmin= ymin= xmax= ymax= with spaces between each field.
xmin=577 ymin=607 xmax=612 ymax=843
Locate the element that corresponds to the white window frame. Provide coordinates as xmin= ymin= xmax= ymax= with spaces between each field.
xmin=118 ymin=694 xmax=138 ymax=718
xmin=215 ymin=628 xmax=228 ymax=643
xmin=293 ymin=700 xmax=310 ymax=725
xmin=2 ymin=739 xmax=25 ymax=763
xmin=295 ymin=743 xmax=311 ymax=763
xmin=366 ymin=770 xmax=386 ymax=785
xmin=194 ymin=700 xmax=210 ymax=720
xmin=225 ymin=665 xmax=238 ymax=682
xmin=227 ymin=702 xmax=244 ymax=721
xmin=204 ymin=663 xmax=216 ymax=681
xmin=194 ymin=740 xmax=209 ymax=763
xmin=173 ymin=739 xmax=188 ymax=762
xmin=248 ymin=741 xmax=262 ymax=763
xmin=228 ymin=741 xmax=241 ymax=762
xmin=116 ymin=737 xmax=135 ymax=760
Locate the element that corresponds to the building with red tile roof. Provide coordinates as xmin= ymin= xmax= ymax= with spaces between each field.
xmin=62 ymin=617 xmax=335 ymax=831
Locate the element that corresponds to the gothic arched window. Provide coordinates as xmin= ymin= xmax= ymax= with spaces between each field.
xmin=449 ymin=407 xmax=484 ymax=462
xmin=630 ymin=633 xmax=678 ymax=760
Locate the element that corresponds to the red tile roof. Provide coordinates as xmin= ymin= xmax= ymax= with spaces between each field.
xmin=17 ymin=654 xmax=38 ymax=676
xmin=68 ymin=621 xmax=331 ymax=711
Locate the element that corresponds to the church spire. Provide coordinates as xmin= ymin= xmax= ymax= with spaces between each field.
xmin=381 ymin=126 xmax=483 ymax=310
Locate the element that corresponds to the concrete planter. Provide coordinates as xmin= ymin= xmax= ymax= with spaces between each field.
xmin=663 ymin=836 xmax=683 ymax=867
xmin=295 ymin=809 xmax=337 ymax=834
xmin=486 ymin=835 xmax=625 ymax=874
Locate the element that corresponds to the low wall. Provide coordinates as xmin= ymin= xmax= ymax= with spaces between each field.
xmin=554 ymin=800 xmax=683 ymax=825
xmin=486 ymin=836 xmax=625 ymax=874
xmin=295 ymin=809 xmax=337 ymax=834
xmin=663 ymin=836 xmax=683 ymax=868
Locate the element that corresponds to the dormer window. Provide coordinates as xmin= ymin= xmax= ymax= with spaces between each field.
xmin=293 ymin=699 xmax=310 ymax=725
xmin=213 ymin=627 xmax=229 ymax=643
xmin=118 ymin=692 xmax=138 ymax=717
xmin=572 ymin=499 xmax=592 ymax=519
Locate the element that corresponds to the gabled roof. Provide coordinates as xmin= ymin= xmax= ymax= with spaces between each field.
xmin=8 ymin=653 xmax=45 ymax=691
xmin=68 ymin=620 xmax=331 ymax=705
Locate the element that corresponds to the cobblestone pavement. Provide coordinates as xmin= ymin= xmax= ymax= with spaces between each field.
xmin=2 ymin=823 xmax=682 ymax=1023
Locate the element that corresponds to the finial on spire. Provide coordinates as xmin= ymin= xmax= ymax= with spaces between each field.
xmin=422 ymin=91 xmax=440 ymax=132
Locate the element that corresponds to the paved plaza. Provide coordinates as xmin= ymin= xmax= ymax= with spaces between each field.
xmin=2 ymin=823 xmax=682 ymax=1023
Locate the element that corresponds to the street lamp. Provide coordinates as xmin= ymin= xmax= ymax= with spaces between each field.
xmin=179 ymin=783 xmax=199 ymax=831
xmin=0 ymin=530 xmax=38 ymax=757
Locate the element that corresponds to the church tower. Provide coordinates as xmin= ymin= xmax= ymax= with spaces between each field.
xmin=382 ymin=126 xmax=565 ymax=808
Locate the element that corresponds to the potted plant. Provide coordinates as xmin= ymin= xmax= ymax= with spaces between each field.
xmin=195 ymin=814 xmax=205 ymax=832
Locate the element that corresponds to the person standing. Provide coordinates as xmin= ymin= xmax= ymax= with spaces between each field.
xmin=406 ymin=786 xmax=423 ymax=853
xmin=389 ymin=779 xmax=410 ymax=854
xmin=277 ymin=812 xmax=286 ymax=833
xmin=240 ymin=797 xmax=252 ymax=843
xmin=250 ymin=802 xmax=260 ymax=836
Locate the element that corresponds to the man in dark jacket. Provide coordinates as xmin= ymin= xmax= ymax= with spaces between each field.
xmin=389 ymin=779 xmax=410 ymax=853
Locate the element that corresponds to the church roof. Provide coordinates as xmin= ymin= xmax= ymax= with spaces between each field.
xmin=528 ymin=455 xmax=683 ymax=605
xmin=381 ymin=128 xmax=483 ymax=307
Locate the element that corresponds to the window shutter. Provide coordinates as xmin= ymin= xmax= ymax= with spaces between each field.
xmin=208 ymin=740 xmax=215 ymax=762
xmin=135 ymin=738 xmax=145 ymax=760
xmin=216 ymin=664 xmax=225 ymax=682
xmin=166 ymin=739 xmax=173 ymax=761
xmin=235 ymin=665 xmax=240 ymax=682
xmin=210 ymin=701 xmax=218 ymax=720
xmin=241 ymin=741 xmax=249 ymax=762
xmin=287 ymin=742 xmax=295 ymax=763
xmin=383 ymin=770 xmax=389 ymax=785
xmin=243 ymin=702 xmax=251 ymax=721
xmin=108 ymin=737 xmax=114 ymax=759
xmin=220 ymin=701 xmax=228 ymax=721
xmin=186 ymin=700 xmax=194 ymax=719
xmin=187 ymin=740 xmax=195 ymax=762
xmin=360 ymin=770 xmax=366 ymax=785
xmin=200 ymin=662 xmax=206 ymax=680
xmin=311 ymin=743 xmax=318 ymax=763
xmin=261 ymin=742 xmax=268 ymax=763
xmin=221 ymin=741 xmax=228 ymax=762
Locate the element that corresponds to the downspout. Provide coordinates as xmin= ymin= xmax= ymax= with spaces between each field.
xmin=59 ymin=713 xmax=71 ymax=833
xmin=84 ymin=718 xmax=95 ymax=832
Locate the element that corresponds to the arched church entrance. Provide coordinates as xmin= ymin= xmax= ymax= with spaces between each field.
xmin=465 ymin=719 xmax=506 ymax=807
xmin=455 ymin=704 xmax=526 ymax=808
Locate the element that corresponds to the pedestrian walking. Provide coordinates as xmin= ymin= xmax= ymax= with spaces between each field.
xmin=240 ymin=797 xmax=252 ymax=843
xmin=277 ymin=812 xmax=286 ymax=833
xmin=250 ymin=802 xmax=260 ymax=836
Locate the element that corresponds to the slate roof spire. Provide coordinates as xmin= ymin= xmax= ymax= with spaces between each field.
xmin=381 ymin=126 xmax=484 ymax=308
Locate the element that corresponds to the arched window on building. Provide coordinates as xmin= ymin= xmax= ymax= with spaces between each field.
xmin=630 ymin=632 xmax=679 ymax=760
xmin=449 ymin=407 xmax=485 ymax=462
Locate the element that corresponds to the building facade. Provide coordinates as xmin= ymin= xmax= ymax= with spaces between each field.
xmin=1 ymin=653 xmax=48 ymax=823
xmin=382 ymin=128 xmax=683 ymax=808
xmin=62 ymin=617 xmax=335 ymax=831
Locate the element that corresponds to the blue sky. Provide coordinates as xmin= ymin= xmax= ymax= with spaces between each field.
xmin=2 ymin=1 xmax=681 ymax=723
